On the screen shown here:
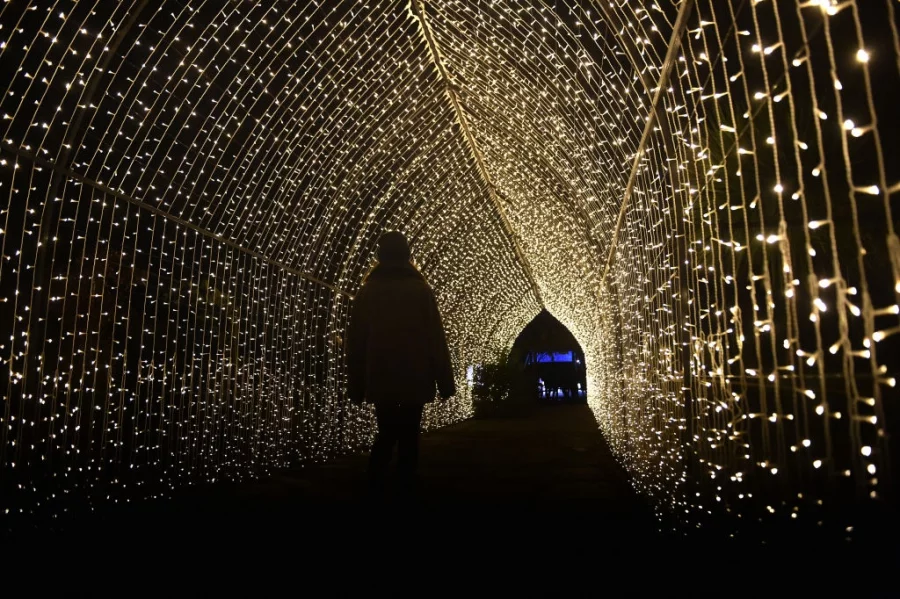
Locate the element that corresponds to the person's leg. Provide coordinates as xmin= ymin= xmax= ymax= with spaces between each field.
xmin=396 ymin=403 xmax=424 ymax=498
xmin=368 ymin=403 xmax=400 ymax=494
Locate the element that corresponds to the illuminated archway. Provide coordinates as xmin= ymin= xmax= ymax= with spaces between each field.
xmin=0 ymin=1 xmax=896 ymax=540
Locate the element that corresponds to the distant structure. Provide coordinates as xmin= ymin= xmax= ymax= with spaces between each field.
xmin=525 ymin=350 xmax=586 ymax=403
xmin=511 ymin=310 xmax=587 ymax=404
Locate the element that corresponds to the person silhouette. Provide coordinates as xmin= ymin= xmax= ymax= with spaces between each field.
xmin=347 ymin=231 xmax=455 ymax=502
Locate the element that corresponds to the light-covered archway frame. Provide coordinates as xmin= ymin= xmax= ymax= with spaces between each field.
xmin=0 ymin=0 xmax=896 ymax=540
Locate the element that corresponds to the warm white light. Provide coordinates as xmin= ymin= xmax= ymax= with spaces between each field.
xmin=0 ymin=0 xmax=891 ymax=546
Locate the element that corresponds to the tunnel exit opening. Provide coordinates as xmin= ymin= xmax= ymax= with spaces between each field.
xmin=511 ymin=310 xmax=587 ymax=405
xmin=469 ymin=310 xmax=587 ymax=418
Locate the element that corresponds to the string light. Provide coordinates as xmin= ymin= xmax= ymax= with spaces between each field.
xmin=0 ymin=0 xmax=896 ymax=544
xmin=0 ymin=0 xmax=541 ymax=525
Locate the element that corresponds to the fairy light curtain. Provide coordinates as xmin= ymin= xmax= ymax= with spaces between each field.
xmin=1 ymin=0 xmax=897 ymax=541
xmin=0 ymin=0 xmax=541 ymax=524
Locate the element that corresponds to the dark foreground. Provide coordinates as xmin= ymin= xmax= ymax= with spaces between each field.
xmin=6 ymin=404 xmax=900 ymax=594
xmin=29 ymin=405 xmax=657 ymax=544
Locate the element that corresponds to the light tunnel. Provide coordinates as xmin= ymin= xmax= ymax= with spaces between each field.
xmin=0 ymin=0 xmax=897 ymax=538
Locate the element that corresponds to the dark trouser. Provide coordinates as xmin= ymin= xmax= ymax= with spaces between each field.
xmin=368 ymin=402 xmax=424 ymax=492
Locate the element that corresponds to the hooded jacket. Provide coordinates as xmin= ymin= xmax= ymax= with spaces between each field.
xmin=347 ymin=261 xmax=455 ymax=405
